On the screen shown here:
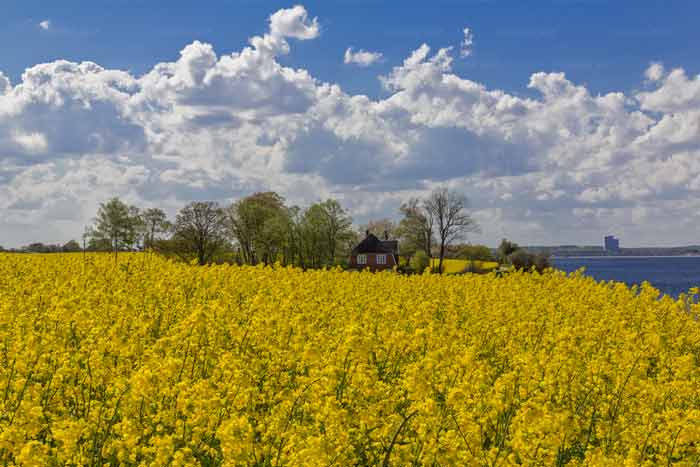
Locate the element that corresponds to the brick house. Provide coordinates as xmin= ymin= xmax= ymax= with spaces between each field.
xmin=349 ymin=231 xmax=399 ymax=271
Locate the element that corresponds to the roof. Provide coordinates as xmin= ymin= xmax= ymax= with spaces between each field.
xmin=380 ymin=240 xmax=399 ymax=254
xmin=351 ymin=233 xmax=399 ymax=255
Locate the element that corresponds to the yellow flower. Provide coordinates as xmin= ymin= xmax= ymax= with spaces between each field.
xmin=1 ymin=251 xmax=699 ymax=465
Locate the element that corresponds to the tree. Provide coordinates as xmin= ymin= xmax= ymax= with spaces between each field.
xmin=396 ymin=198 xmax=434 ymax=257
xmin=226 ymin=192 xmax=291 ymax=266
xmin=88 ymin=198 xmax=141 ymax=260
xmin=409 ymin=250 xmax=430 ymax=273
xmin=299 ymin=199 xmax=354 ymax=267
xmin=317 ymin=199 xmax=354 ymax=264
xmin=142 ymin=208 xmax=171 ymax=249
xmin=497 ymin=239 xmax=519 ymax=264
xmin=509 ymin=249 xmax=551 ymax=273
xmin=62 ymin=240 xmax=81 ymax=252
xmin=423 ymin=188 xmax=479 ymax=273
xmin=360 ymin=218 xmax=398 ymax=240
xmin=173 ymin=201 xmax=226 ymax=265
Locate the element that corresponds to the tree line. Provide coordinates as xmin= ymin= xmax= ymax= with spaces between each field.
xmin=3 ymin=188 xmax=487 ymax=272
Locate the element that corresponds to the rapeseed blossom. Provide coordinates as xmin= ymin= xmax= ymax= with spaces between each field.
xmin=0 ymin=252 xmax=699 ymax=466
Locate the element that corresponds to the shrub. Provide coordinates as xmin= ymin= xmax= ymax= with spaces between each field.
xmin=409 ymin=249 xmax=430 ymax=273
xmin=509 ymin=249 xmax=551 ymax=273
xmin=497 ymin=238 xmax=520 ymax=263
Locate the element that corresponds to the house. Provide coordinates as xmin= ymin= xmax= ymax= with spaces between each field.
xmin=349 ymin=231 xmax=399 ymax=271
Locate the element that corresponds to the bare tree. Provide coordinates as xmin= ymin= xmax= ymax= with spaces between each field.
xmin=173 ymin=201 xmax=226 ymax=265
xmin=360 ymin=218 xmax=398 ymax=240
xmin=423 ymin=188 xmax=480 ymax=273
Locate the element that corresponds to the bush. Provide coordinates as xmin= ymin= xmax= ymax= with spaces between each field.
xmin=497 ymin=238 xmax=519 ymax=263
xmin=509 ymin=249 xmax=551 ymax=273
xmin=409 ymin=250 xmax=430 ymax=273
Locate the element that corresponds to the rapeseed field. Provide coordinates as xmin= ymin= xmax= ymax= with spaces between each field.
xmin=430 ymin=258 xmax=499 ymax=273
xmin=1 ymin=253 xmax=699 ymax=466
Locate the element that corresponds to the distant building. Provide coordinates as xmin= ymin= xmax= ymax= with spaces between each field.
xmin=604 ymin=235 xmax=620 ymax=252
xmin=349 ymin=231 xmax=399 ymax=271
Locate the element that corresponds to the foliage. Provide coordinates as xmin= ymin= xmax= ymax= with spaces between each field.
xmin=293 ymin=199 xmax=355 ymax=268
xmin=497 ymin=238 xmax=520 ymax=263
xmin=409 ymin=249 xmax=430 ymax=273
xmin=172 ymin=201 xmax=227 ymax=265
xmin=88 ymin=198 xmax=142 ymax=258
xmin=141 ymin=208 xmax=172 ymax=250
xmin=22 ymin=242 xmax=63 ymax=253
xmin=496 ymin=239 xmax=551 ymax=273
xmin=2 ymin=253 xmax=700 ymax=466
xmin=62 ymin=240 xmax=82 ymax=252
xmin=226 ymin=192 xmax=290 ymax=266
xmin=509 ymin=249 xmax=552 ymax=273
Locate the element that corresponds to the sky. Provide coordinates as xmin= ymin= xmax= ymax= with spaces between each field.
xmin=2 ymin=1 xmax=700 ymax=248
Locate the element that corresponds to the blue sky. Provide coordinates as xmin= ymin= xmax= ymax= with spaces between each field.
xmin=4 ymin=1 xmax=698 ymax=98
xmin=2 ymin=1 xmax=700 ymax=247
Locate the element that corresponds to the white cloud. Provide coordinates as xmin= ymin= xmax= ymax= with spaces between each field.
xmin=460 ymin=27 xmax=474 ymax=57
xmin=0 ymin=73 xmax=10 ymax=94
xmin=645 ymin=62 xmax=664 ymax=82
xmin=343 ymin=47 xmax=383 ymax=67
xmin=39 ymin=20 xmax=51 ymax=30
xmin=269 ymin=5 xmax=319 ymax=40
xmin=2 ymin=7 xmax=700 ymax=248
xmin=13 ymin=131 xmax=48 ymax=154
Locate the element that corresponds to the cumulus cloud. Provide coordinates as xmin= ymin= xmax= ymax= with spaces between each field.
xmin=645 ymin=62 xmax=664 ymax=82
xmin=39 ymin=20 xmax=51 ymax=30
xmin=460 ymin=27 xmax=474 ymax=57
xmin=269 ymin=5 xmax=319 ymax=40
xmin=343 ymin=47 xmax=383 ymax=67
xmin=0 ymin=73 xmax=10 ymax=94
xmin=2 ymin=6 xmax=700 ymax=247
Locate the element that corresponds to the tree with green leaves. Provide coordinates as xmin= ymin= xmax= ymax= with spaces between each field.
xmin=497 ymin=238 xmax=520 ymax=264
xmin=226 ymin=192 xmax=291 ymax=265
xmin=88 ymin=198 xmax=142 ymax=260
xmin=62 ymin=240 xmax=81 ymax=252
xmin=172 ymin=201 xmax=227 ymax=265
xmin=142 ymin=208 xmax=172 ymax=250
xmin=317 ymin=199 xmax=353 ymax=264
xmin=409 ymin=249 xmax=430 ymax=273
xmin=299 ymin=199 xmax=354 ymax=268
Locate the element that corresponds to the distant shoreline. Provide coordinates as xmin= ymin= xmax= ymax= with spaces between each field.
xmin=552 ymin=255 xmax=700 ymax=259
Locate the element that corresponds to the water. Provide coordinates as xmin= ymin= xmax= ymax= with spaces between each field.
xmin=552 ymin=256 xmax=700 ymax=298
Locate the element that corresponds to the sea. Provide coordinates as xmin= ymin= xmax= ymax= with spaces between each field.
xmin=552 ymin=256 xmax=700 ymax=298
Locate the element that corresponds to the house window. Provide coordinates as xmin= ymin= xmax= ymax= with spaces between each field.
xmin=357 ymin=254 xmax=367 ymax=265
xmin=377 ymin=254 xmax=386 ymax=265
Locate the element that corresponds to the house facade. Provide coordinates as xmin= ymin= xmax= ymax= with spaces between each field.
xmin=349 ymin=231 xmax=399 ymax=271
